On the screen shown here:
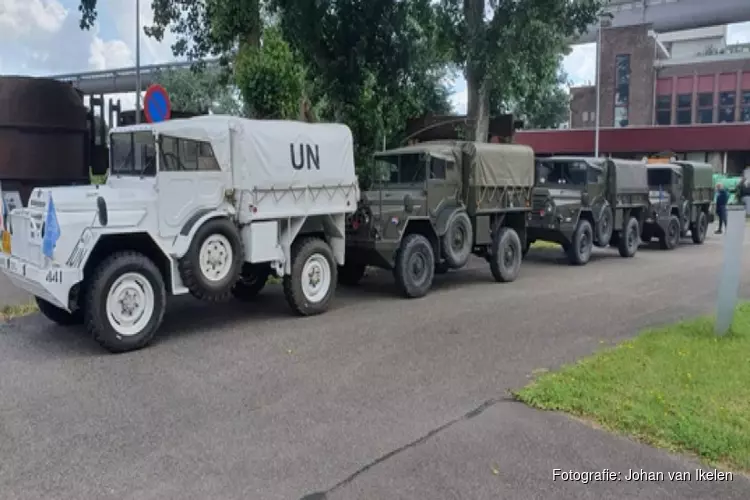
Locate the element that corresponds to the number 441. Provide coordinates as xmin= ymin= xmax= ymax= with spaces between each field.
xmin=46 ymin=269 xmax=63 ymax=283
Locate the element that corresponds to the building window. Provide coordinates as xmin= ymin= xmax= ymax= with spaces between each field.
xmin=655 ymin=95 xmax=671 ymax=125
xmin=741 ymin=91 xmax=750 ymax=122
xmin=676 ymin=94 xmax=692 ymax=125
xmin=718 ymin=91 xmax=735 ymax=123
xmin=582 ymin=111 xmax=589 ymax=123
xmin=697 ymin=92 xmax=714 ymax=124
xmin=614 ymin=54 xmax=630 ymax=127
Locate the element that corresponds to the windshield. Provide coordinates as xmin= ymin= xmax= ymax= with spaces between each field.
xmin=536 ymin=160 xmax=589 ymax=186
xmin=110 ymin=131 xmax=157 ymax=176
xmin=374 ymin=153 xmax=427 ymax=185
xmin=647 ymin=168 xmax=675 ymax=186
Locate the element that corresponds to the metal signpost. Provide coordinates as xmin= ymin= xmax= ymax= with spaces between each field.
xmin=715 ymin=205 xmax=746 ymax=335
xmin=143 ymin=84 xmax=172 ymax=124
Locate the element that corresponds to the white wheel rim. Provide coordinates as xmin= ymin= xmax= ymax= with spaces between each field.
xmin=199 ymin=234 xmax=233 ymax=282
xmin=105 ymin=272 xmax=155 ymax=337
xmin=301 ymin=253 xmax=332 ymax=303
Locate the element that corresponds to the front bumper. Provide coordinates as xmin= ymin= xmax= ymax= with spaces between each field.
xmin=0 ymin=254 xmax=82 ymax=311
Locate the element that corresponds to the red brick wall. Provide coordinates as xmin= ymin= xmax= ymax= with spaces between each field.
xmin=598 ymin=24 xmax=656 ymax=128
xmin=569 ymin=86 xmax=596 ymax=128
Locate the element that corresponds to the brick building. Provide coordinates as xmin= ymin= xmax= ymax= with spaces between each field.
xmin=517 ymin=24 xmax=750 ymax=175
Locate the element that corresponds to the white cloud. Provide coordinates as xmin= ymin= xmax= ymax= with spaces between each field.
xmin=727 ymin=22 xmax=750 ymax=44
xmin=0 ymin=0 xmax=67 ymax=41
xmin=563 ymin=43 xmax=596 ymax=86
xmin=88 ymin=37 xmax=133 ymax=71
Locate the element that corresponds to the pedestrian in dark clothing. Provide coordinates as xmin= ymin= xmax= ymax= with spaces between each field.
xmin=715 ymin=183 xmax=729 ymax=234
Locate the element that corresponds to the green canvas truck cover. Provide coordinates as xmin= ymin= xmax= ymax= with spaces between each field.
xmin=460 ymin=142 xmax=535 ymax=188
xmin=611 ymin=159 xmax=649 ymax=194
xmin=673 ymin=161 xmax=714 ymax=190
xmin=375 ymin=141 xmax=535 ymax=188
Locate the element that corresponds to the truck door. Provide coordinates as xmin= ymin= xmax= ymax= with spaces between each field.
xmin=426 ymin=156 xmax=459 ymax=216
xmin=156 ymin=134 xmax=228 ymax=238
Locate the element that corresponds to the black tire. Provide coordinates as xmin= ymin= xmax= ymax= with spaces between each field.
xmin=178 ymin=218 xmax=243 ymax=302
xmin=594 ymin=205 xmax=613 ymax=247
xmin=489 ymin=227 xmax=522 ymax=283
xmin=283 ymin=237 xmax=337 ymax=316
xmin=84 ymin=252 xmax=166 ymax=353
xmin=691 ymin=211 xmax=708 ymax=244
xmin=567 ymin=219 xmax=594 ymax=266
xmin=232 ymin=264 xmax=271 ymax=301
xmin=36 ymin=297 xmax=82 ymax=326
xmin=394 ymin=234 xmax=435 ymax=298
xmin=441 ymin=211 xmax=473 ymax=269
xmin=338 ymin=261 xmax=367 ymax=286
xmin=618 ymin=217 xmax=640 ymax=258
xmin=659 ymin=215 xmax=681 ymax=250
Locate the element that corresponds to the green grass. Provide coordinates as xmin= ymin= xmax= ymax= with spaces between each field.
xmin=515 ymin=302 xmax=750 ymax=472
xmin=1 ymin=301 xmax=39 ymax=320
xmin=530 ymin=240 xmax=561 ymax=250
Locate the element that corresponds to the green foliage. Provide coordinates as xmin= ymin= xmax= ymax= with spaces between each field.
xmin=270 ymin=0 xmax=452 ymax=172
xmin=234 ymin=27 xmax=305 ymax=120
xmin=154 ymin=67 xmax=243 ymax=115
xmin=516 ymin=302 xmax=750 ymax=472
xmin=436 ymin=0 xmax=602 ymax=138
xmin=512 ymin=69 xmax=572 ymax=130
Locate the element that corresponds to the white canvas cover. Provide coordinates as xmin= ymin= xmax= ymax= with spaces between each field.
xmin=115 ymin=115 xmax=357 ymax=190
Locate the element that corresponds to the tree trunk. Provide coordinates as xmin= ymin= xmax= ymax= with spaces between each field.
xmin=463 ymin=0 xmax=490 ymax=142
xmin=466 ymin=71 xmax=491 ymax=142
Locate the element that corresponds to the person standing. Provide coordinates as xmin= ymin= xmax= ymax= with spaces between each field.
xmin=739 ymin=168 xmax=750 ymax=216
xmin=715 ymin=183 xmax=729 ymax=234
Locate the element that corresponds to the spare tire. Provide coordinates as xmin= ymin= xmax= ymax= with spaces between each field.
xmin=441 ymin=211 xmax=473 ymax=269
xmin=594 ymin=204 xmax=613 ymax=247
xmin=179 ymin=218 xmax=244 ymax=302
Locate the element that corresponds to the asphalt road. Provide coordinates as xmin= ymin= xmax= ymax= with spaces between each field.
xmin=1 ymin=228 xmax=749 ymax=500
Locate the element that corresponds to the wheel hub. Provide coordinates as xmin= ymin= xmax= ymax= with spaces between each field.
xmin=301 ymin=254 xmax=331 ymax=303
xmin=199 ymin=234 xmax=233 ymax=282
xmin=106 ymin=272 xmax=155 ymax=337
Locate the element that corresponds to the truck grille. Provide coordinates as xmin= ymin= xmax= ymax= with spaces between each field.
xmin=8 ymin=209 xmax=45 ymax=267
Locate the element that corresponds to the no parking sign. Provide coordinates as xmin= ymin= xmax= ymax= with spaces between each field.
xmin=143 ymin=84 xmax=172 ymax=123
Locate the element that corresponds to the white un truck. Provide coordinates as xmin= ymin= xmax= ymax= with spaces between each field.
xmin=0 ymin=116 xmax=359 ymax=352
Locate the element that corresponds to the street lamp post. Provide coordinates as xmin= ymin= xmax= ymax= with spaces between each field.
xmin=594 ymin=15 xmax=602 ymax=158
xmin=135 ymin=0 xmax=142 ymax=124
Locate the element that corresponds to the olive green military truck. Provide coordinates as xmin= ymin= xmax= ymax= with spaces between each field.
xmin=526 ymin=156 xmax=649 ymax=265
xmin=641 ymin=160 xmax=714 ymax=247
xmin=342 ymin=141 xmax=534 ymax=298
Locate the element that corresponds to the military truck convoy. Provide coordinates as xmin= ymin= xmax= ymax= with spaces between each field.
xmin=0 ymin=115 xmax=717 ymax=353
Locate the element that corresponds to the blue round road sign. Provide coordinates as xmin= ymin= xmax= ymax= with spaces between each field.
xmin=143 ymin=84 xmax=172 ymax=123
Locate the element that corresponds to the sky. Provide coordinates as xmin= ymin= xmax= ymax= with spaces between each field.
xmin=1 ymin=0 xmax=749 ymax=115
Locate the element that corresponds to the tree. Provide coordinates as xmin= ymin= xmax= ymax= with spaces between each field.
xmin=234 ymin=26 xmax=306 ymax=120
xmin=508 ymin=68 xmax=572 ymax=130
xmin=436 ymin=0 xmax=601 ymax=141
xmin=153 ymin=67 xmax=243 ymax=115
xmin=269 ymin=0 xmax=453 ymax=164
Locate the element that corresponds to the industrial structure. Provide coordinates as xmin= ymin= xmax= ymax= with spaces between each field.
xmin=516 ymin=20 xmax=750 ymax=175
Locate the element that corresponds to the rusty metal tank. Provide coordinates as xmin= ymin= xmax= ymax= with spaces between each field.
xmin=0 ymin=76 xmax=89 ymax=204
